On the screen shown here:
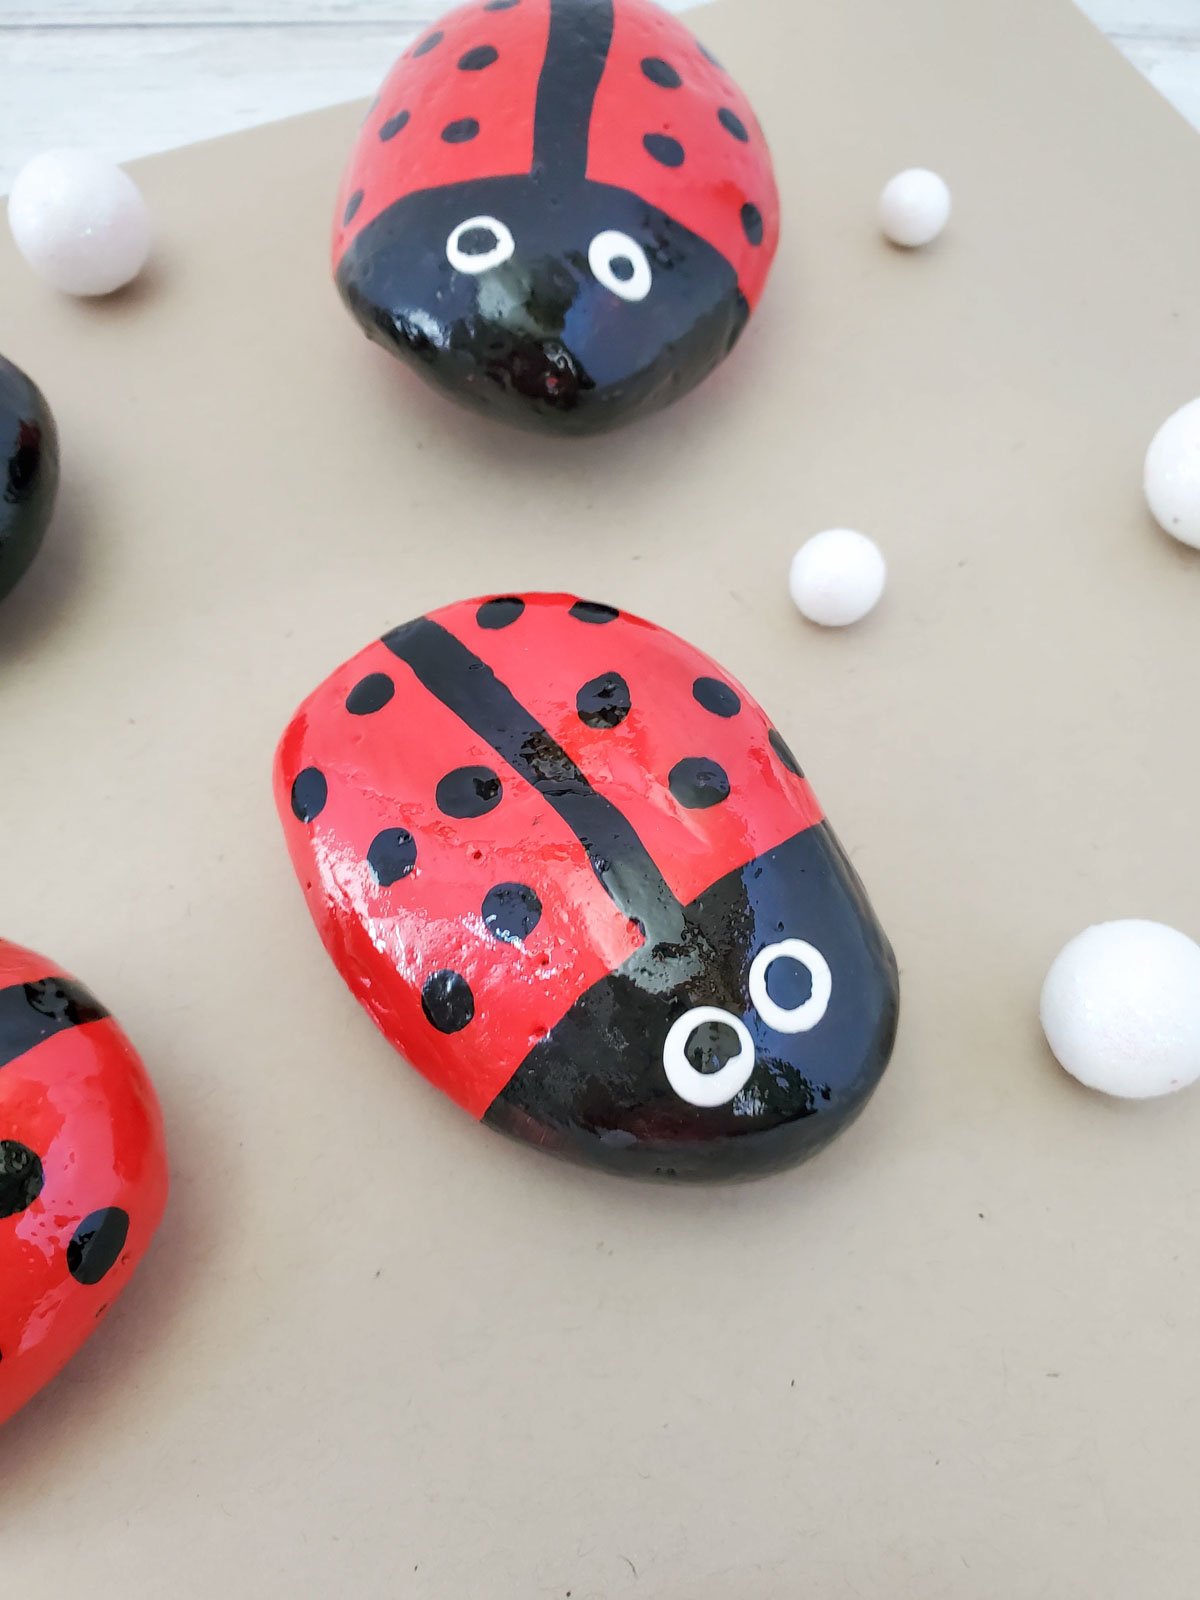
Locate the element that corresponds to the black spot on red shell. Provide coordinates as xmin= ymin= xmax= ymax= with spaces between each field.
xmin=368 ymin=828 xmax=418 ymax=886
xmin=741 ymin=203 xmax=764 ymax=246
xmin=343 ymin=190 xmax=364 ymax=225
xmin=67 ymin=1207 xmax=129 ymax=1285
xmin=437 ymin=765 xmax=502 ymax=818
xmin=693 ymin=676 xmax=741 ymax=718
xmin=413 ymin=29 xmax=443 ymax=55
xmin=0 ymin=1142 xmax=44 ymax=1220
xmin=443 ymin=118 xmax=481 ymax=144
xmin=379 ymin=110 xmax=411 ymax=140
xmin=346 ymin=673 xmax=395 ymax=715
xmin=569 ymin=600 xmax=618 ymax=624
xmin=718 ymin=107 xmax=749 ymax=142
xmin=669 ymin=757 xmax=730 ymax=810
xmin=699 ymin=42 xmax=723 ymax=68
xmin=483 ymin=882 xmax=542 ymax=944
xmin=422 ymin=970 xmax=475 ymax=1033
xmin=477 ymin=596 xmax=525 ymax=629
xmin=291 ymin=767 xmax=328 ymax=823
xmin=576 ymin=671 xmax=631 ymax=730
xmin=484 ymin=0 xmax=520 ymax=8
xmin=459 ymin=44 xmax=499 ymax=70
xmin=641 ymin=56 xmax=682 ymax=88
xmin=769 ymin=728 xmax=804 ymax=777
xmin=644 ymin=133 xmax=685 ymax=168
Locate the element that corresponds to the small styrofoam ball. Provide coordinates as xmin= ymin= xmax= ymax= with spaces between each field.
xmin=1144 ymin=397 xmax=1200 ymax=550
xmin=1040 ymin=920 xmax=1200 ymax=1099
xmin=878 ymin=168 xmax=952 ymax=248
xmin=7 ymin=150 xmax=151 ymax=297
xmin=789 ymin=529 xmax=886 ymax=627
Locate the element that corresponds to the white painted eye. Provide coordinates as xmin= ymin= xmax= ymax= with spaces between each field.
xmin=749 ymin=940 xmax=832 ymax=1034
xmin=588 ymin=229 xmax=652 ymax=302
xmin=446 ymin=215 xmax=516 ymax=274
xmin=662 ymin=1006 xmax=755 ymax=1108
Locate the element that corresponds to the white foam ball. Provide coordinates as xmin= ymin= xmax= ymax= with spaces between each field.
xmin=8 ymin=150 xmax=151 ymax=297
xmin=789 ymin=529 xmax=886 ymax=627
xmin=1041 ymin=920 xmax=1200 ymax=1099
xmin=1144 ymin=397 xmax=1200 ymax=550
xmin=878 ymin=168 xmax=951 ymax=248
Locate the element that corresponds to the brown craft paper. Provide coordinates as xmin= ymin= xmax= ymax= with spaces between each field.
xmin=2 ymin=0 xmax=1199 ymax=1592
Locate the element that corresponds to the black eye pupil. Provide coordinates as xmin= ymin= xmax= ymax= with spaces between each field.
xmin=765 ymin=956 xmax=813 ymax=1010
xmin=684 ymin=1020 xmax=741 ymax=1075
xmin=459 ymin=225 xmax=498 ymax=255
xmin=609 ymin=255 xmax=635 ymax=282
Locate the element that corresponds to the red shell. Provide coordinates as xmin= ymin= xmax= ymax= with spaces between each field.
xmin=275 ymin=594 xmax=822 ymax=1118
xmin=0 ymin=941 xmax=168 ymax=1426
xmin=333 ymin=0 xmax=779 ymax=309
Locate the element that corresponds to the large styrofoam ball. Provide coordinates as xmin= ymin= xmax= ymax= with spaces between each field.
xmin=789 ymin=529 xmax=886 ymax=627
xmin=1040 ymin=920 xmax=1200 ymax=1099
xmin=8 ymin=150 xmax=151 ymax=297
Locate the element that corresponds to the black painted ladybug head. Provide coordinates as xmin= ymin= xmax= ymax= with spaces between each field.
xmin=485 ymin=825 xmax=900 ymax=1180
xmin=336 ymin=174 xmax=747 ymax=436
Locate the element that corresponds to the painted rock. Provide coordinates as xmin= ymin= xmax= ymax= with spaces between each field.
xmin=0 ymin=940 xmax=168 ymax=1425
xmin=275 ymin=594 xmax=898 ymax=1180
xmin=0 ymin=355 xmax=58 ymax=604
xmin=332 ymin=0 xmax=780 ymax=435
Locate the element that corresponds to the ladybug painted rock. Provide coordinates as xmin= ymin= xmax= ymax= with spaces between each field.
xmin=0 ymin=355 xmax=58 ymax=605
xmin=332 ymin=0 xmax=780 ymax=435
xmin=0 ymin=940 xmax=168 ymax=1425
xmin=275 ymin=595 xmax=898 ymax=1180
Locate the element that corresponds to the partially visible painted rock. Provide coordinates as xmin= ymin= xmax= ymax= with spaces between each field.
xmin=333 ymin=0 xmax=780 ymax=435
xmin=0 ymin=940 xmax=168 ymax=1425
xmin=0 ymin=355 xmax=58 ymax=604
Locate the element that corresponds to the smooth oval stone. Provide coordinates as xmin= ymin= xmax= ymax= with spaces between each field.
xmin=0 ymin=355 xmax=58 ymax=606
xmin=332 ymin=0 xmax=781 ymax=436
xmin=275 ymin=593 xmax=899 ymax=1181
xmin=0 ymin=939 xmax=169 ymax=1425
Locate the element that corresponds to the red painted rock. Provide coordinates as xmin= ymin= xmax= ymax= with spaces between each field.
xmin=275 ymin=594 xmax=898 ymax=1180
xmin=0 ymin=941 xmax=168 ymax=1425
xmin=332 ymin=0 xmax=781 ymax=434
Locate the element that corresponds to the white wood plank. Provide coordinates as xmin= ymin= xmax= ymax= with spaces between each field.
xmin=1115 ymin=35 xmax=1200 ymax=132
xmin=0 ymin=24 xmax=423 ymax=189
xmin=2 ymin=3 xmax=459 ymax=20
xmin=1075 ymin=0 xmax=1200 ymax=39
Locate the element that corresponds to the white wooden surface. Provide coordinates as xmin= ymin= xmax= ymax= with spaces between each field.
xmin=0 ymin=0 xmax=1196 ymax=194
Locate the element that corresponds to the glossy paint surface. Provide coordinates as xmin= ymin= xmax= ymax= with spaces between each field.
xmin=275 ymin=594 xmax=898 ymax=1180
xmin=0 ymin=355 xmax=58 ymax=604
xmin=0 ymin=940 xmax=168 ymax=1425
xmin=333 ymin=0 xmax=780 ymax=434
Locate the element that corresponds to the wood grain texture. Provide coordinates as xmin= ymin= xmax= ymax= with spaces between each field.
xmin=0 ymin=0 xmax=1195 ymax=194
